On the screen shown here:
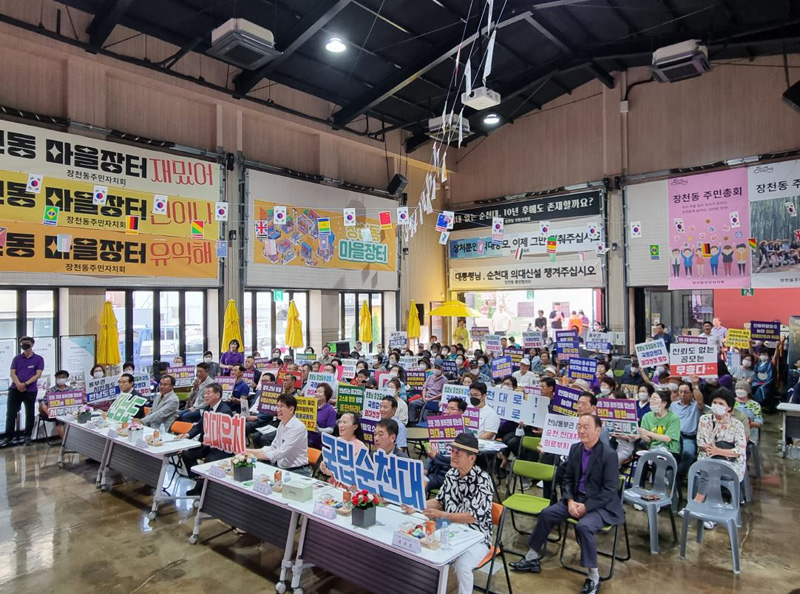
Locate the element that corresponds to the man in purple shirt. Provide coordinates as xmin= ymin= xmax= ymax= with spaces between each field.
xmin=409 ymin=362 xmax=448 ymax=423
xmin=2 ymin=336 xmax=45 ymax=447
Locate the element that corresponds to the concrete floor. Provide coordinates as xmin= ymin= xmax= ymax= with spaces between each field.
xmin=1 ymin=417 xmax=799 ymax=594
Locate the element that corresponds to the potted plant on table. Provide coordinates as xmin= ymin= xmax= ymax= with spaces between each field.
xmin=76 ymin=405 xmax=93 ymax=424
xmin=351 ymin=490 xmax=380 ymax=528
xmin=232 ymin=453 xmax=257 ymax=482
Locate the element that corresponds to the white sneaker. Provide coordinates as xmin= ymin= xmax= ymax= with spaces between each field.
xmin=703 ymin=521 xmax=716 ymax=530
xmin=536 ymin=480 xmax=544 ymax=488
xmin=633 ymin=503 xmax=644 ymax=511
xmin=678 ymin=508 xmax=686 ymax=518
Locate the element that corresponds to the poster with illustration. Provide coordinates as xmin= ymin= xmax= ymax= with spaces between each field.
xmin=748 ymin=159 xmax=800 ymax=288
xmin=667 ymin=169 xmax=751 ymax=290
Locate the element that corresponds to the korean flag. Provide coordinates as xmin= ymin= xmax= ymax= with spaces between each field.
xmin=26 ymin=173 xmax=43 ymax=194
xmin=343 ymin=208 xmax=357 ymax=227
xmin=93 ymin=186 xmax=108 ymax=206
xmin=397 ymin=206 xmax=409 ymax=225
xmin=152 ymin=194 xmax=168 ymax=215
xmin=215 ymin=201 xmax=228 ymax=222
xmin=274 ymin=205 xmax=287 ymax=225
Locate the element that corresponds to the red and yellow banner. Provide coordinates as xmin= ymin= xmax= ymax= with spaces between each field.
xmin=0 ymin=219 xmax=217 ymax=278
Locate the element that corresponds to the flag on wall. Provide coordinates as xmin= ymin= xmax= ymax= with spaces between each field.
xmin=379 ymin=211 xmax=392 ymax=229
xmin=215 ymin=202 xmax=228 ymax=221
xmin=152 ymin=194 xmax=168 ymax=215
xmin=26 ymin=173 xmax=43 ymax=194
xmin=126 ymin=215 xmax=139 ymax=235
xmin=93 ymin=186 xmax=108 ymax=206
xmin=343 ymin=208 xmax=356 ymax=227
xmin=191 ymin=220 xmax=205 ymax=239
xmin=43 ymin=205 xmax=59 ymax=227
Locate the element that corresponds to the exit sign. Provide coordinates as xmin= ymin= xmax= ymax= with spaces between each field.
xmin=274 ymin=290 xmax=284 ymax=301
xmin=741 ymin=289 xmax=754 ymax=297
xmin=527 ymin=291 xmax=535 ymax=299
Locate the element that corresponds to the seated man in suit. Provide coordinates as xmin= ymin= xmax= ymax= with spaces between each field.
xmin=510 ymin=414 xmax=624 ymax=594
xmin=178 ymin=383 xmax=234 ymax=496
xmin=139 ymin=375 xmax=180 ymax=429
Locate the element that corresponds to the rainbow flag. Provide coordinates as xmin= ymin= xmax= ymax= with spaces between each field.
xmin=748 ymin=237 xmax=757 ymax=250
xmin=191 ymin=220 xmax=205 ymax=239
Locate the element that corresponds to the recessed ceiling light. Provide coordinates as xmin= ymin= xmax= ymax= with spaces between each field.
xmin=483 ymin=113 xmax=500 ymax=125
xmin=326 ymin=36 xmax=346 ymax=53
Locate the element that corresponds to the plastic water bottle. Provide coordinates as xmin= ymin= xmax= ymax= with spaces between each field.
xmin=440 ymin=520 xmax=450 ymax=549
xmin=240 ymin=399 xmax=248 ymax=416
xmin=159 ymin=422 xmax=166 ymax=437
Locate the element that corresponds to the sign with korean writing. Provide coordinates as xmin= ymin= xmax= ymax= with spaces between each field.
xmin=452 ymin=191 xmax=602 ymax=230
xmin=336 ymin=384 xmax=365 ymax=414
xmin=725 ymin=328 xmax=751 ymax=349
xmin=522 ymin=331 xmax=544 ymax=348
xmin=294 ymin=396 xmax=318 ymax=431
xmin=427 ymin=414 xmax=465 ymax=457
xmin=522 ymin=386 xmax=551 ymax=428
xmin=321 ymin=433 xmax=426 ymax=510
xmin=556 ymin=340 xmax=580 ymax=360
xmin=405 ymin=369 xmax=427 ymax=390
xmin=503 ymin=347 xmax=524 ymax=367
xmin=295 ymin=353 xmax=317 ymax=364
xmin=202 ymin=411 xmax=246 ymax=454
xmin=485 ymin=334 xmax=502 ymax=355
xmin=585 ymin=331 xmax=612 ymax=353
xmin=596 ymin=398 xmax=639 ymax=437
xmin=567 ymin=357 xmax=598 ymax=381
xmin=86 ymin=375 xmax=119 ymax=404
xmin=491 ymin=356 xmax=512 ymax=380
xmin=439 ymin=384 xmax=470 ymax=412
xmin=257 ymin=383 xmax=282 ymax=415
xmin=464 ymin=406 xmax=480 ymax=434
xmin=634 ymin=339 xmax=670 ymax=368
xmin=304 ymin=372 xmax=336 ymax=397
xmin=361 ymin=389 xmax=384 ymax=422
xmin=251 ymin=199 xmax=396 ymax=272
xmin=388 ymin=331 xmax=407 ymax=348
xmin=278 ymin=369 xmax=303 ymax=389
xmin=552 ymin=385 xmax=581 ymax=416
xmin=450 ymin=259 xmax=604 ymax=290
xmin=340 ymin=360 xmax=358 ymax=380
xmin=750 ymin=321 xmax=780 ymax=341
xmin=667 ymin=169 xmax=751 ymax=290
xmin=398 ymin=356 xmax=418 ymax=370
xmin=45 ymin=388 xmax=86 ymax=417
xmin=748 ymin=159 xmax=800 ymax=288
xmin=669 ymin=343 xmax=718 ymax=378
xmin=166 ymin=365 xmax=195 ymax=388
xmin=440 ymin=359 xmax=459 ymax=378
xmin=133 ymin=372 xmax=152 ymax=396
xmin=677 ymin=335 xmax=708 ymax=344
xmin=0 ymin=219 xmax=217 ymax=278
xmin=490 ymin=387 xmax=533 ymax=423
xmin=555 ymin=330 xmax=578 ymax=342
xmin=216 ymin=376 xmax=236 ymax=398
xmin=0 ymin=119 xmax=220 ymax=200
xmin=448 ymin=221 xmax=604 ymax=259
xmin=106 ymin=392 xmax=147 ymax=422
xmin=470 ymin=326 xmax=489 ymax=341
xmin=541 ymin=413 xmax=580 ymax=456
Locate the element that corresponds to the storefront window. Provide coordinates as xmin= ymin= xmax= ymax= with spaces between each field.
xmin=340 ymin=292 xmax=384 ymax=351
xmin=343 ymin=293 xmax=356 ymax=343
xmin=105 ymin=291 xmax=126 ymax=362
xmin=185 ymin=292 xmax=205 ymax=364
xmin=0 ymin=290 xmax=17 ymax=338
xmin=132 ymin=291 xmax=154 ymax=369
xmin=26 ymin=290 xmax=55 ymax=337
xmin=243 ymin=291 xmax=253 ymax=355
xmin=371 ymin=293 xmax=383 ymax=347
xmin=255 ymin=292 xmax=272 ymax=357
xmin=644 ymin=289 xmax=713 ymax=337
xmin=293 ymin=292 xmax=308 ymax=350
xmin=159 ymin=291 xmax=180 ymax=363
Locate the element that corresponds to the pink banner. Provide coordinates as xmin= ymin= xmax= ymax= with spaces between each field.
xmin=667 ymin=169 xmax=751 ymax=289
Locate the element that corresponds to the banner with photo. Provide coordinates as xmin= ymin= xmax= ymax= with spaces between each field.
xmin=667 ymin=169 xmax=751 ymax=290
xmin=748 ymin=159 xmax=800 ymax=288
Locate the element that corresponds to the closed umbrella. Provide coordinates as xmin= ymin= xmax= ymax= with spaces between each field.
xmin=285 ymin=299 xmax=304 ymax=349
xmin=221 ymin=299 xmax=243 ymax=354
xmin=429 ymin=300 xmax=481 ymax=318
xmin=358 ymin=300 xmax=373 ymax=344
xmin=97 ymin=301 xmax=121 ymax=366
xmin=407 ymin=300 xmax=420 ymax=339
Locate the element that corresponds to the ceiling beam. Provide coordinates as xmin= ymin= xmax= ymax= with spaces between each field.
xmin=234 ymin=0 xmax=353 ymax=95
xmin=331 ymin=11 xmax=531 ymax=128
xmin=86 ymin=0 xmax=135 ymax=48
xmin=606 ymin=0 xmax=640 ymax=37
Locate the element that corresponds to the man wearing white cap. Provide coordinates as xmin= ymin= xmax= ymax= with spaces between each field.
xmin=513 ymin=358 xmax=537 ymax=387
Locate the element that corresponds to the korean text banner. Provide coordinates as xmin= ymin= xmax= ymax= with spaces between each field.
xmin=748 ymin=159 xmax=800 ymax=288
xmin=252 ymin=200 xmax=396 ymax=272
xmin=667 ymin=169 xmax=751 ymax=290
xmin=0 ymin=170 xmax=219 ymax=239
xmin=0 ymin=219 xmax=217 ymax=278
xmin=0 ymin=119 xmax=220 ymax=201
xmin=449 ymin=258 xmax=603 ymax=290
xmin=448 ymin=222 xmax=602 ymax=260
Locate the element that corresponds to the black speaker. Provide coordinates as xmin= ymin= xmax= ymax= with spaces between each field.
xmin=784 ymin=81 xmax=800 ymax=113
xmin=387 ymin=173 xmax=408 ymax=196
xmin=415 ymin=303 xmax=425 ymax=320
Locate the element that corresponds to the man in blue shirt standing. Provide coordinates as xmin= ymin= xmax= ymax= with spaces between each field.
xmin=2 ymin=337 xmax=45 ymax=447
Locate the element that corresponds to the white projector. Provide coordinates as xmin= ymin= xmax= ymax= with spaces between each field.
xmin=651 ymin=40 xmax=710 ymax=83
xmin=427 ymin=113 xmax=471 ymax=142
xmin=461 ymin=86 xmax=501 ymax=110
xmin=208 ymin=18 xmax=281 ymax=70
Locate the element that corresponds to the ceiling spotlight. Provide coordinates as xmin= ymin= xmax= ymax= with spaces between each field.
xmin=483 ymin=113 xmax=500 ymax=125
xmin=325 ymin=36 xmax=346 ymax=53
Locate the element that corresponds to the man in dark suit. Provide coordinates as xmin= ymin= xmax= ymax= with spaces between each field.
xmin=177 ymin=382 xmax=234 ymax=496
xmin=510 ymin=414 xmax=624 ymax=594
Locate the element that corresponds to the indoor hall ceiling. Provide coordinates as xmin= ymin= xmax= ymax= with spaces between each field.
xmin=45 ymin=0 xmax=800 ymax=151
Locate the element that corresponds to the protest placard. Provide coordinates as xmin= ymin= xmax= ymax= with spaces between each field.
xmin=133 ymin=372 xmax=152 ymax=396
xmin=585 ymin=331 xmax=612 ymax=353
xmin=522 ymin=331 xmax=544 ymax=348
xmin=669 ymin=343 xmax=718 ymax=378
xmin=399 ymin=356 xmax=418 ymax=370
xmin=567 ymin=357 xmax=598 ymax=381
xmin=336 ymin=384 xmax=365 ymax=414
xmin=340 ymin=360 xmax=358 ymax=380
xmin=635 ymin=339 xmax=669 ymax=367
xmin=388 ymin=331 xmax=408 ymax=349
xmin=552 ymin=384 xmax=581 ymax=416
xmin=491 ymin=356 xmax=513 ymax=380
xmin=541 ymin=413 xmax=579 ymax=456
xmin=556 ymin=340 xmax=580 ymax=360
xmin=676 ymin=335 xmax=708 ymax=344
xmin=166 ymin=365 xmax=195 ymax=388
xmin=503 ymin=347 xmax=524 ymax=367
xmin=294 ymin=396 xmax=318 ymax=431
xmin=596 ymin=398 xmax=639 ymax=436
xmin=295 ymin=353 xmax=317 ymax=364
xmin=45 ymin=389 xmax=86 ymax=417
xmin=555 ymin=330 xmax=578 ymax=342
xmin=485 ymin=334 xmax=503 ymax=355
xmin=304 ymin=372 xmax=336 ymax=397
xmin=405 ymin=370 xmax=428 ymax=390
xmin=750 ymin=321 xmax=780 ymax=341
xmin=202 ymin=411 xmax=246 ymax=454
xmin=321 ymin=433 xmax=426 ymax=510
xmin=464 ymin=407 xmax=481 ymax=434
xmin=216 ymin=376 xmax=236 ymax=398
xmin=257 ymin=383 xmax=282 ymax=415
xmin=725 ymin=329 xmax=751 ymax=349
xmin=253 ymin=357 xmax=275 ymax=370
xmin=87 ymin=375 xmax=119 ymax=404
xmin=106 ymin=392 xmax=147 ymax=422
xmin=439 ymin=384 xmax=470 ymax=412
xmin=278 ymin=369 xmax=303 ymax=389
xmin=362 ymin=389 xmax=384 ymax=421
xmin=427 ymin=414 xmax=465 ymax=457
xmin=471 ymin=326 xmax=489 ymax=341
xmin=361 ymin=418 xmax=377 ymax=447
xmin=440 ymin=359 xmax=459 ymax=377
xmin=492 ymin=388 xmax=533 ymax=423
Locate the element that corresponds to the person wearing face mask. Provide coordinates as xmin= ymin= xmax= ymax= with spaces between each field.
xmin=122 ymin=361 xmax=135 ymax=375
xmin=618 ymin=357 xmax=645 ymax=391
xmin=409 ymin=362 xmax=448 ymax=423
xmin=90 ymin=364 xmax=105 ymax=380
xmin=729 ymin=355 xmax=755 ymax=384
xmin=454 ymin=354 xmax=467 ymax=376
xmin=635 ymin=384 xmax=654 ymax=419
xmin=752 ymin=350 xmax=774 ymax=404
xmin=453 ymin=318 xmax=470 ymax=347
xmin=639 ymin=391 xmax=681 ymax=458
xmin=386 ymin=378 xmax=409 ymax=425
xmin=680 ymin=388 xmax=747 ymax=529
xmin=597 ymin=377 xmax=616 ymax=397
xmin=469 ymin=382 xmax=500 ymax=440
xmin=475 ymin=356 xmax=492 ymax=382
xmin=37 ymin=369 xmax=72 ymax=442
xmin=733 ymin=381 xmax=762 ymax=445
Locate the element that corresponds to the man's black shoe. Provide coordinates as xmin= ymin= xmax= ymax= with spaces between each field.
xmin=186 ymin=484 xmax=203 ymax=496
xmin=580 ymin=578 xmax=600 ymax=594
xmin=509 ymin=557 xmax=541 ymax=573
xmin=0 ymin=438 xmax=10 ymax=448
xmin=12 ymin=437 xmax=23 ymax=446
xmin=24 ymin=437 xmax=32 ymax=446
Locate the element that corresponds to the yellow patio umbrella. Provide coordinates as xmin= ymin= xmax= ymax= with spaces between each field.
xmin=429 ymin=300 xmax=481 ymax=318
xmin=358 ymin=299 xmax=373 ymax=344
xmin=221 ymin=299 xmax=243 ymax=353
xmin=96 ymin=301 xmax=121 ymax=366
xmin=285 ymin=299 xmax=304 ymax=349
xmin=407 ymin=300 xmax=420 ymax=339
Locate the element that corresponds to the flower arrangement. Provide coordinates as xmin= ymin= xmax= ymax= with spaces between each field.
xmin=232 ymin=453 xmax=257 ymax=468
xmin=351 ymin=489 xmax=380 ymax=510
xmin=76 ymin=405 xmax=93 ymax=423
